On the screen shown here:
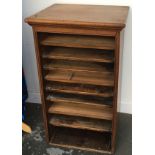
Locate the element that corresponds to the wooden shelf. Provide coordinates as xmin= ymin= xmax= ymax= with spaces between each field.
xmin=48 ymin=102 xmax=113 ymax=120
xmin=41 ymin=34 xmax=115 ymax=50
xmin=43 ymin=60 xmax=113 ymax=73
xmin=26 ymin=4 xmax=129 ymax=154
xmin=46 ymin=94 xmax=112 ymax=107
xmin=49 ymin=115 xmax=112 ymax=132
xmin=46 ymin=83 xmax=113 ymax=97
xmin=50 ymin=127 xmax=111 ymax=154
xmin=45 ymin=71 xmax=114 ymax=87
xmin=43 ymin=47 xmax=114 ymax=63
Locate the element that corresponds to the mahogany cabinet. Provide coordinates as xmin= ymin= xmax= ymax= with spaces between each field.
xmin=25 ymin=4 xmax=129 ymax=154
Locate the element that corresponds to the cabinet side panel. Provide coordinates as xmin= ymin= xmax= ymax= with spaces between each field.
xmin=32 ymin=28 xmax=50 ymax=142
xmin=112 ymin=32 xmax=120 ymax=153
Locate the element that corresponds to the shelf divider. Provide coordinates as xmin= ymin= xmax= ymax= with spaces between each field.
xmin=43 ymin=60 xmax=113 ymax=73
xmin=48 ymin=102 xmax=113 ymax=120
xmin=45 ymin=71 xmax=114 ymax=87
xmin=46 ymin=83 xmax=113 ymax=97
xmin=43 ymin=47 xmax=114 ymax=63
xmin=49 ymin=115 xmax=112 ymax=132
xmin=41 ymin=34 xmax=115 ymax=50
xmin=46 ymin=94 xmax=112 ymax=107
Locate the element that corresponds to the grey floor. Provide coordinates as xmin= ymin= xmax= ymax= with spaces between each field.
xmin=22 ymin=103 xmax=132 ymax=155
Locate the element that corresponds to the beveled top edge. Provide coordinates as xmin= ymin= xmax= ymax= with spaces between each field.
xmin=25 ymin=4 xmax=129 ymax=30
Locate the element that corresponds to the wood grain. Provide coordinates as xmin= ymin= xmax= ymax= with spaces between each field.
xmin=49 ymin=115 xmax=112 ymax=132
xmin=34 ymin=25 xmax=116 ymax=37
xmin=25 ymin=4 xmax=129 ymax=154
xmin=111 ymin=32 xmax=120 ymax=154
xmin=48 ymin=102 xmax=113 ymax=120
xmin=46 ymin=83 xmax=113 ymax=97
xmin=45 ymin=71 xmax=114 ymax=87
xmin=41 ymin=34 xmax=115 ymax=50
xmin=25 ymin=4 xmax=129 ymax=30
xmin=43 ymin=47 xmax=114 ymax=63
xmin=46 ymin=94 xmax=112 ymax=107
xmin=32 ymin=30 xmax=50 ymax=142
xmin=43 ymin=60 xmax=113 ymax=73
xmin=50 ymin=127 xmax=111 ymax=153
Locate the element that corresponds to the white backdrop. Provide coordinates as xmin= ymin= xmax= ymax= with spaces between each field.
xmin=22 ymin=0 xmax=132 ymax=114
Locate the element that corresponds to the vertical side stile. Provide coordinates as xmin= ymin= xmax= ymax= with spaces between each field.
xmin=112 ymin=31 xmax=120 ymax=154
xmin=32 ymin=28 xmax=50 ymax=142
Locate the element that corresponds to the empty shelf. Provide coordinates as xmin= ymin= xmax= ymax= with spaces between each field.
xmin=43 ymin=47 xmax=114 ymax=63
xmin=50 ymin=127 xmax=111 ymax=153
xmin=48 ymin=102 xmax=113 ymax=120
xmin=49 ymin=115 xmax=112 ymax=132
xmin=45 ymin=71 xmax=114 ymax=87
xmin=41 ymin=34 xmax=115 ymax=50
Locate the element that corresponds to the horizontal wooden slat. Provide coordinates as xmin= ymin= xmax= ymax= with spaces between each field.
xmin=43 ymin=60 xmax=113 ymax=73
xmin=48 ymin=102 xmax=113 ymax=120
xmin=43 ymin=47 xmax=114 ymax=63
xmin=35 ymin=25 xmax=116 ymax=37
xmin=47 ymin=94 xmax=112 ymax=107
xmin=45 ymin=71 xmax=114 ymax=86
xmin=49 ymin=115 xmax=112 ymax=132
xmin=41 ymin=34 xmax=115 ymax=50
xmin=46 ymin=83 xmax=113 ymax=97
xmin=50 ymin=142 xmax=111 ymax=154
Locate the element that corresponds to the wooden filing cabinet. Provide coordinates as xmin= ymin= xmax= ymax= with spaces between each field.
xmin=25 ymin=4 xmax=129 ymax=154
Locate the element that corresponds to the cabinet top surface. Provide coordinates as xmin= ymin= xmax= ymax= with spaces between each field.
xmin=25 ymin=4 xmax=129 ymax=29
